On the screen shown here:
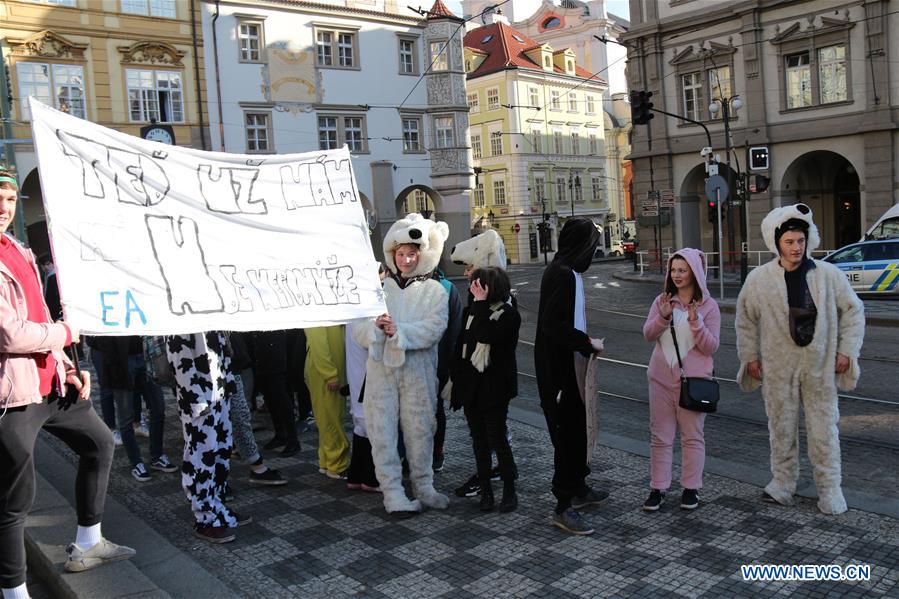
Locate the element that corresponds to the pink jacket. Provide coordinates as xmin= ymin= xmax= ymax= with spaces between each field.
xmin=643 ymin=248 xmax=720 ymax=385
xmin=0 ymin=235 xmax=71 ymax=409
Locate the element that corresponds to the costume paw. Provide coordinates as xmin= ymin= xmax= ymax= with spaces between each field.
xmin=383 ymin=490 xmax=422 ymax=514
xmin=817 ymin=488 xmax=847 ymax=515
xmin=764 ymin=481 xmax=795 ymax=506
xmin=417 ymin=488 xmax=450 ymax=510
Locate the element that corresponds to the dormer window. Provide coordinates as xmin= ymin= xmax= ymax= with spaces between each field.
xmin=567 ymin=60 xmax=573 ymax=72
xmin=482 ymin=35 xmax=493 ymax=43
xmin=543 ymin=17 xmax=561 ymax=29
xmin=544 ymin=56 xmax=551 ymax=68
xmin=512 ymin=34 xmax=525 ymax=43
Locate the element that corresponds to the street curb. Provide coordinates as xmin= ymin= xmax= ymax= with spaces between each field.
xmin=28 ymin=436 xmax=239 ymax=599
xmin=611 ymin=271 xmax=899 ymax=327
xmin=507 ymin=405 xmax=899 ymax=520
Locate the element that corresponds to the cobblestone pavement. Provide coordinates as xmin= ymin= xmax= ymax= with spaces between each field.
xmin=42 ymin=390 xmax=899 ymax=599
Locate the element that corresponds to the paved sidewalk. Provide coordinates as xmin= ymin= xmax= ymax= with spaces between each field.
xmin=32 ymin=398 xmax=899 ymax=598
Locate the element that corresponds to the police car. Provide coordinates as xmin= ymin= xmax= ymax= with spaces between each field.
xmin=823 ymin=238 xmax=899 ymax=295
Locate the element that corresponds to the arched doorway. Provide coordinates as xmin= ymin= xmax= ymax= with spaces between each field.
xmin=394 ymin=184 xmax=443 ymax=221
xmin=781 ymin=151 xmax=860 ymax=250
xmin=678 ymin=162 xmax=743 ymax=266
xmin=18 ymin=168 xmax=50 ymax=255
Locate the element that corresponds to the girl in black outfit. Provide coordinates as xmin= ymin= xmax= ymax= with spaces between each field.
xmin=451 ymin=267 xmax=521 ymax=512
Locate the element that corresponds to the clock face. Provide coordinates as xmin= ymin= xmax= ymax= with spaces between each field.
xmin=145 ymin=127 xmax=174 ymax=145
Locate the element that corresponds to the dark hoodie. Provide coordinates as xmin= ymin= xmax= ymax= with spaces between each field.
xmin=533 ymin=218 xmax=600 ymax=406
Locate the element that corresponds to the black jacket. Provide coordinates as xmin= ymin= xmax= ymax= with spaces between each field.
xmin=247 ymin=330 xmax=289 ymax=376
xmin=451 ymin=300 xmax=520 ymax=410
xmin=533 ymin=218 xmax=599 ymax=406
xmin=94 ymin=335 xmax=142 ymax=390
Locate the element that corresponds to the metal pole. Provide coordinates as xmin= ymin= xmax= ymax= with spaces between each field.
xmin=716 ymin=186 xmax=724 ymax=299
xmin=723 ymin=102 xmax=736 ymax=275
xmin=740 ymin=144 xmax=749 ymax=284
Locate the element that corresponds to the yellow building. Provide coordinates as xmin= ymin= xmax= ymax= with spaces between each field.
xmin=463 ymin=14 xmax=607 ymax=264
xmin=1 ymin=0 xmax=208 ymax=254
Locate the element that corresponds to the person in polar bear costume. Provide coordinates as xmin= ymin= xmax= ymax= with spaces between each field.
xmin=353 ymin=214 xmax=450 ymax=514
xmin=735 ymin=203 xmax=865 ymax=515
xmin=451 ymin=229 xmax=508 ymax=275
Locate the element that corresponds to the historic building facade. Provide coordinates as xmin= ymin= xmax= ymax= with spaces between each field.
xmin=201 ymin=0 xmax=472 ymax=269
xmin=622 ymin=0 xmax=897 ymax=261
xmin=1 ymin=0 xmax=209 ymax=253
xmin=464 ymin=14 xmax=607 ymax=263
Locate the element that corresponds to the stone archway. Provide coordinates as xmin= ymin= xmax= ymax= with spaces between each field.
xmin=678 ymin=162 xmax=742 ymax=262
xmin=781 ymin=151 xmax=860 ymax=250
xmin=394 ymin=184 xmax=443 ymax=220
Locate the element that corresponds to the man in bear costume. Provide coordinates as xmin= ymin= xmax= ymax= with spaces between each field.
xmin=736 ymin=203 xmax=865 ymax=515
xmin=353 ymin=213 xmax=450 ymax=514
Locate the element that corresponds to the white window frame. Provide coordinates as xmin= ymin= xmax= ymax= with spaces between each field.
xmin=585 ymin=94 xmax=596 ymax=114
xmin=785 ymin=52 xmax=811 ymax=109
xmin=681 ymin=71 xmax=703 ymax=121
xmin=493 ymin=179 xmax=506 ymax=205
xmin=126 ymin=68 xmax=183 ymax=123
xmin=550 ymin=90 xmax=561 ymax=110
xmin=238 ymin=20 xmax=265 ymax=63
xmin=555 ymin=176 xmax=566 ymax=203
xmin=530 ymin=128 xmax=542 ymax=154
xmin=486 ymin=87 xmax=500 ymax=111
xmin=570 ymin=129 xmax=580 ymax=155
xmin=398 ymin=36 xmax=418 ymax=75
xmin=467 ymin=92 xmax=480 ymax=113
xmin=120 ymin=0 xmax=176 ymax=18
xmin=430 ymin=41 xmax=448 ymax=71
xmin=489 ymin=131 xmax=502 ymax=156
xmin=473 ymin=183 xmax=485 ymax=207
xmin=401 ymin=115 xmax=423 ymax=153
xmin=317 ymin=113 xmax=368 ymax=152
xmin=567 ymin=91 xmax=577 ymax=112
xmin=17 ymin=62 xmax=87 ymax=120
xmin=434 ymin=115 xmax=454 ymax=148
xmin=588 ymin=132 xmax=598 ymax=155
xmin=244 ymin=111 xmax=273 ymax=153
xmin=553 ymin=129 xmax=564 ymax=154
xmin=533 ymin=174 xmax=546 ymax=203
xmin=591 ymin=175 xmax=602 ymax=201
xmin=528 ymin=86 xmax=539 ymax=108
xmin=818 ymin=45 xmax=847 ymax=104
xmin=316 ymin=27 xmax=359 ymax=69
xmin=471 ymin=134 xmax=482 ymax=159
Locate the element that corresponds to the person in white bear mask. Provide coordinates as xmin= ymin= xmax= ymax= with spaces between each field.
xmin=353 ymin=214 xmax=450 ymax=515
xmin=736 ymin=203 xmax=865 ymax=515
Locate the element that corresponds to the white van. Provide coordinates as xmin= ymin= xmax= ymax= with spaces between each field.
xmin=864 ymin=204 xmax=899 ymax=240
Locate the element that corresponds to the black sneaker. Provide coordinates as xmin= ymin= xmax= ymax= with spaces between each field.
xmin=551 ymin=508 xmax=594 ymax=536
xmin=432 ymin=452 xmax=445 ymax=472
xmin=643 ymin=489 xmax=665 ymax=512
xmin=249 ymin=468 xmax=287 ymax=486
xmin=490 ymin=466 xmax=502 ymax=481
xmin=681 ymin=489 xmax=700 ymax=510
xmin=571 ymin=488 xmax=609 ymax=509
xmin=454 ymin=474 xmax=481 ymax=498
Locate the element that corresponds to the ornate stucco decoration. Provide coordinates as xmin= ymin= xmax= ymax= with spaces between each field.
xmin=8 ymin=30 xmax=88 ymax=60
xmin=117 ymin=41 xmax=185 ymax=66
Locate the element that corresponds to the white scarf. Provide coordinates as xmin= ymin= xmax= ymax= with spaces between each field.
xmin=464 ymin=300 xmax=508 ymax=373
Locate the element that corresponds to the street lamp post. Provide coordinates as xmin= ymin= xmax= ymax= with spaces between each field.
xmin=539 ymin=192 xmax=549 ymax=265
xmin=708 ymin=95 xmax=743 ymax=283
xmin=568 ymin=173 xmax=581 ymax=218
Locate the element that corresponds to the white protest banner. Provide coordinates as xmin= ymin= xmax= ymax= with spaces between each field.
xmin=29 ymin=98 xmax=386 ymax=335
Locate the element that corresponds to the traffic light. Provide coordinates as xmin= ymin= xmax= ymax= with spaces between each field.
xmin=749 ymin=146 xmax=769 ymax=170
xmin=750 ymin=174 xmax=770 ymax=193
xmin=630 ymin=90 xmax=654 ymax=125
xmin=708 ymin=200 xmax=717 ymax=223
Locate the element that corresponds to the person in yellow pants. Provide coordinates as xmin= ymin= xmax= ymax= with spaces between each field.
xmin=304 ymin=326 xmax=350 ymax=478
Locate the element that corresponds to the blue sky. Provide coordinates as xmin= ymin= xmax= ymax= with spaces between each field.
xmin=443 ymin=0 xmax=631 ymax=20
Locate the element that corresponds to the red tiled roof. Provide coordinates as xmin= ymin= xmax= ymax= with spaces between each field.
xmin=463 ymin=21 xmax=605 ymax=84
xmin=427 ymin=0 xmax=458 ymax=19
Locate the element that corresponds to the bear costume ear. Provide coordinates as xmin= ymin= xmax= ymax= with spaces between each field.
xmin=432 ymin=221 xmax=449 ymax=242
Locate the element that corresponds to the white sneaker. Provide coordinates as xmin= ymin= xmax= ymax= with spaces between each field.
xmin=65 ymin=538 xmax=136 ymax=573
xmin=113 ymin=430 xmax=123 ymax=447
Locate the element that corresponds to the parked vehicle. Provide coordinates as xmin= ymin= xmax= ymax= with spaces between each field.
xmin=823 ymin=238 xmax=899 ymax=295
xmin=864 ymin=204 xmax=899 ymax=240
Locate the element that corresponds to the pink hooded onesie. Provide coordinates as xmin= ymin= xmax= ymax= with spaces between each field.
xmin=642 ymin=249 xmax=721 ymax=491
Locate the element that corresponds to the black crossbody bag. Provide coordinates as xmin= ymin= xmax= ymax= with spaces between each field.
xmin=669 ymin=320 xmax=719 ymax=413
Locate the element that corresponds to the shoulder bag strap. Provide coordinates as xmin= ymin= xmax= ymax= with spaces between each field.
xmin=669 ymin=319 xmax=686 ymax=379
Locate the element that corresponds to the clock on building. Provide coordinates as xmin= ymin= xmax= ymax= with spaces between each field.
xmin=140 ymin=123 xmax=175 ymax=145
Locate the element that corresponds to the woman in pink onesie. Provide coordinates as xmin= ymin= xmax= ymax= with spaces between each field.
xmin=642 ymin=248 xmax=720 ymax=512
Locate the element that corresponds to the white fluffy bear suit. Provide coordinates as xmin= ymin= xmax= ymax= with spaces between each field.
xmin=735 ymin=203 xmax=865 ymax=515
xmin=450 ymin=229 xmax=508 ymax=270
xmin=353 ymin=213 xmax=450 ymax=513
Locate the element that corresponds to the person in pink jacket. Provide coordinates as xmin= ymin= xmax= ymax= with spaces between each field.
xmin=0 ymin=169 xmax=134 ymax=599
xmin=642 ymin=248 xmax=720 ymax=512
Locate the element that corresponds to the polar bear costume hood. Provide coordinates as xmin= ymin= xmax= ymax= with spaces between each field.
xmin=383 ymin=213 xmax=449 ymax=278
xmin=761 ymin=203 xmax=820 ymax=257
xmin=450 ymin=229 xmax=507 ymax=269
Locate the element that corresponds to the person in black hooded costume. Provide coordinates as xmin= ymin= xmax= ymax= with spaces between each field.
xmin=534 ymin=217 xmax=608 ymax=535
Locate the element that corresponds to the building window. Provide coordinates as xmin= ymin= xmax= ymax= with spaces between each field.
xmin=398 ymin=37 xmax=417 ymax=75
xmin=24 ymin=0 xmax=75 ymax=5
xmin=818 ymin=45 xmax=847 ymax=104
xmin=568 ymin=92 xmax=577 ymax=112
xmin=708 ymin=66 xmax=731 ymax=106
xmin=120 ymin=0 xmax=176 ymax=17
xmin=571 ymin=130 xmax=580 ymax=155
xmin=467 ymin=92 xmax=479 ymax=113
xmin=473 ymin=183 xmax=485 ymax=207
xmin=591 ymin=175 xmax=602 ymax=201
xmin=245 ymin=112 xmax=272 ymax=153
xmin=531 ymin=128 xmax=542 ymax=154
xmin=316 ymin=29 xmax=357 ymax=68
xmin=533 ymin=175 xmax=546 ymax=202
xmin=529 ymin=86 xmax=539 ymax=107
xmin=487 ymin=88 xmax=499 ymax=110
xmin=471 ymin=134 xmax=482 ymax=159
xmin=402 ymin=116 xmax=422 ymax=152
xmin=317 ymin=114 xmax=368 ymax=151
xmin=588 ymin=133 xmax=598 ymax=155
xmin=238 ymin=21 xmax=264 ymax=63
xmin=785 ymin=52 xmax=811 ymax=109
xmin=573 ymin=174 xmax=584 ymax=202
xmin=493 ymin=180 xmax=506 ymax=205
xmin=555 ymin=176 xmax=566 ymax=202
xmin=434 ymin=116 xmax=453 ymax=148
xmin=585 ymin=94 xmax=596 ymax=114
xmin=681 ymin=71 xmax=703 ymax=121
xmin=550 ymin=90 xmax=561 ymax=110
xmin=126 ymin=69 xmax=183 ymax=122
xmin=412 ymin=189 xmax=429 ymax=213
xmin=553 ymin=130 xmax=564 ymax=154
xmin=17 ymin=63 xmax=86 ymax=120
xmin=489 ymin=131 xmax=502 ymax=156
xmin=430 ymin=41 xmax=448 ymax=71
